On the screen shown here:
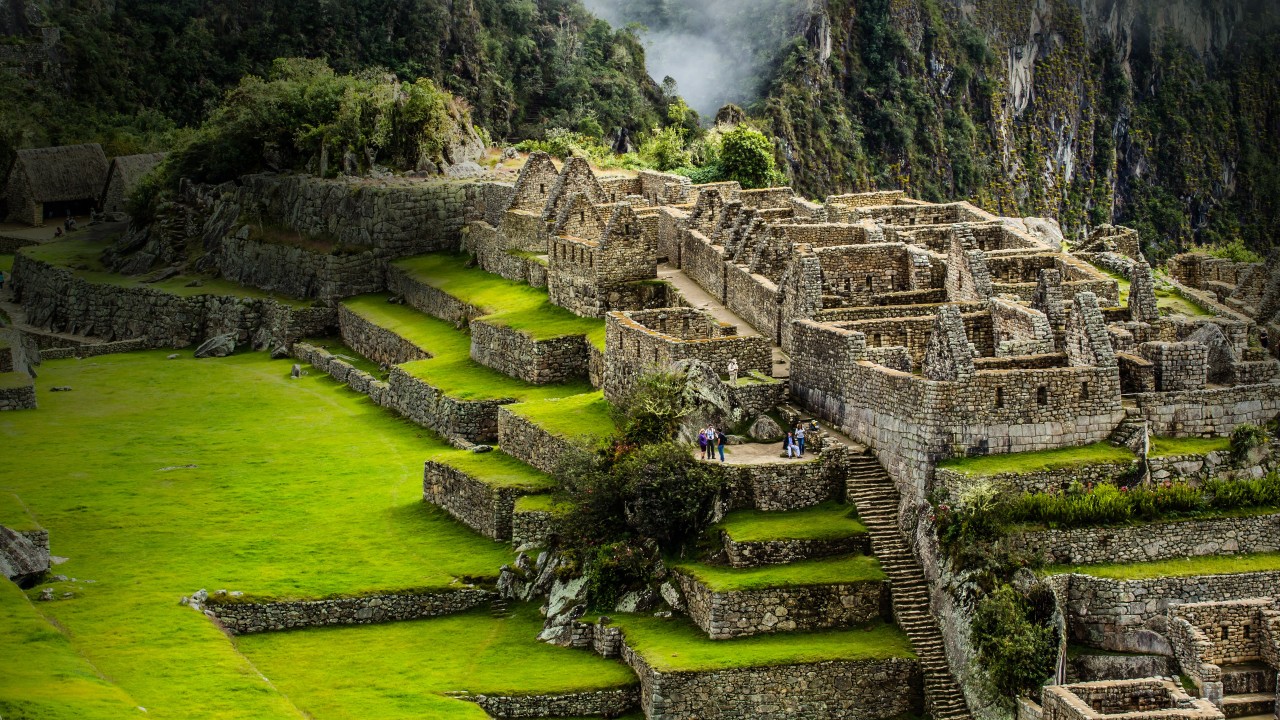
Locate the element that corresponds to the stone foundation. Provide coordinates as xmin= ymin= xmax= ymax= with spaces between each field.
xmin=721 ymin=531 xmax=871 ymax=568
xmin=1009 ymin=514 xmax=1280 ymax=565
xmin=720 ymin=444 xmax=848 ymax=511
xmin=496 ymin=407 xmax=578 ymax=475
xmin=675 ymin=570 xmax=887 ymax=639
xmin=388 ymin=367 xmax=510 ymax=442
xmin=469 ymin=319 xmax=590 ymax=385
xmin=205 ymin=588 xmax=493 ymax=634
xmin=0 ymin=378 xmax=37 ymax=410
xmin=423 ymin=460 xmax=535 ymax=541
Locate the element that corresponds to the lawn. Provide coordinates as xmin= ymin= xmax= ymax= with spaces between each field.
xmin=719 ymin=502 xmax=866 ymax=543
xmin=237 ymin=604 xmax=637 ymax=720
xmin=19 ymin=237 xmax=308 ymax=306
xmin=0 ymin=351 xmax=521 ymax=719
xmin=394 ymin=253 xmax=606 ymax=349
xmin=610 ymin=613 xmax=913 ymax=673
xmin=0 ymin=490 xmax=38 ymax=531
xmin=0 ymin=580 xmax=139 ymax=720
xmin=0 ymin=252 xmax=13 ymax=273
xmin=1149 ymin=435 xmax=1231 ymax=457
xmin=429 ymin=447 xmax=556 ymax=490
xmin=1044 ymin=551 xmax=1280 ymax=580
xmin=505 ymin=391 xmax=617 ymax=441
xmin=514 ymin=493 xmax=571 ymax=513
xmin=938 ymin=442 xmax=1135 ymax=476
xmin=675 ymin=553 xmax=884 ymax=592
xmin=343 ymin=294 xmax=595 ymax=402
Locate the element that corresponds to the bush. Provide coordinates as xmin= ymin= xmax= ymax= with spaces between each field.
xmin=618 ymin=443 xmax=722 ymax=552
xmin=1230 ymin=423 xmax=1269 ymax=462
xmin=1206 ymin=238 xmax=1265 ymax=264
xmin=613 ymin=371 xmax=696 ymax=445
xmin=638 ymin=126 xmax=692 ymax=171
xmin=583 ymin=540 xmax=658 ymax=610
xmin=971 ymin=584 xmax=1058 ymax=700
xmin=719 ymin=125 xmax=782 ymax=189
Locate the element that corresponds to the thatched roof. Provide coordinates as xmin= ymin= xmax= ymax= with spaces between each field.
xmin=107 ymin=152 xmax=166 ymax=191
xmin=9 ymin=143 xmax=109 ymax=203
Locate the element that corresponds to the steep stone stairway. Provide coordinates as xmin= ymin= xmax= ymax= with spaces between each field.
xmin=1220 ymin=663 xmax=1277 ymax=719
xmin=845 ymin=453 xmax=973 ymax=720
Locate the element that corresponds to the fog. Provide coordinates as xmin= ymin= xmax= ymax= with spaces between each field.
xmin=582 ymin=0 xmax=809 ymax=118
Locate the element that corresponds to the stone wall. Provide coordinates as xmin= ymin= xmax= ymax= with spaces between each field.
xmin=292 ymin=343 xmax=391 ymax=405
xmin=469 ymin=319 xmax=589 ymax=385
xmin=1040 ymin=679 xmax=1220 ymax=720
xmin=0 ymin=379 xmax=36 ymax=411
xmin=724 ymin=264 xmax=780 ymax=342
xmin=205 ymin=588 xmax=492 ymax=634
xmin=1008 ymin=514 xmax=1280 ymax=565
xmin=468 ymin=687 xmax=638 ymax=719
xmin=721 ymin=531 xmax=871 ymax=567
xmin=423 ymin=461 xmax=530 ymax=541
xmin=1055 ymin=570 xmax=1280 ymax=651
xmin=337 ymin=304 xmax=430 ymax=366
xmin=1130 ymin=383 xmax=1280 ymax=436
xmin=385 ymin=264 xmax=483 ymax=324
xmin=388 ymin=367 xmax=510 ymax=442
xmin=218 ymin=230 xmax=384 ymax=301
xmin=718 ymin=444 xmax=848 ymax=511
xmin=1172 ymin=598 xmax=1277 ymax=666
xmin=511 ymin=507 xmax=559 ymax=548
xmin=1064 ymin=653 xmax=1178 ymax=683
xmin=680 ymin=230 xmax=727 ymax=302
xmin=12 ymin=252 xmax=335 ymax=350
xmin=37 ymin=338 xmax=151 ymax=361
xmin=496 ymin=407 xmax=579 ymax=475
xmin=622 ymin=643 xmax=922 ymax=720
xmin=675 ymin=570 xmax=887 ymax=639
xmin=933 ymin=462 xmax=1138 ymax=496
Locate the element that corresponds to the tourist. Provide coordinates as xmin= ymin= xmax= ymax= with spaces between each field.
xmin=706 ymin=425 xmax=717 ymax=460
xmin=697 ymin=427 xmax=709 ymax=459
xmin=784 ymin=432 xmax=798 ymax=458
xmin=727 ymin=358 xmax=738 ymax=385
xmin=53 ymin=226 xmax=63 ymax=238
xmin=716 ymin=427 xmax=727 ymax=462
xmin=795 ymin=422 xmax=806 ymax=457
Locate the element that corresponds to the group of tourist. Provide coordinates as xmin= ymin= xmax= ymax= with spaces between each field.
xmin=697 ymin=425 xmax=728 ymax=462
xmin=783 ymin=421 xmax=815 ymax=458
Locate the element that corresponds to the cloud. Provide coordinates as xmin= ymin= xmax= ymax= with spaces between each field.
xmin=582 ymin=0 xmax=808 ymax=117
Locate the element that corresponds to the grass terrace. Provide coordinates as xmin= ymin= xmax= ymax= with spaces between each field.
xmin=938 ymin=441 xmax=1135 ymax=476
xmin=675 ymin=553 xmax=884 ymax=592
xmin=0 ymin=351 xmax=524 ymax=718
xmin=394 ymin=253 xmax=606 ymax=349
xmin=0 ymin=491 xmax=38 ymax=531
xmin=514 ymin=493 xmax=571 ymax=513
xmin=1044 ymin=551 xmax=1280 ymax=580
xmin=610 ymin=613 xmax=913 ymax=673
xmin=505 ymin=391 xmax=617 ymax=442
xmin=0 ymin=371 xmax=32 ymax=390
xmin=0 ymin=252 xmax=12 ymax=273
xmin=0 ymin=580 xmax=139 ymax=720
xmin=1149 ymin=436 xmax=1231 ymax=457
xmin=1094 ymin=264 xmax=1213 ymax=317
xmin=236 ymin=604 xmax=637 ymax=720
xmin=299 ymin=336 xmax=385 ymax=377
xmin=20 ymin=237 xmax=309 ymax=306
xmin=719 ymin=502 xmax=866 ymax=543
xmin=342 ymin=294 xmax=594 ymax=402
xmin=428 ymin=448 xmax=556 ymax=491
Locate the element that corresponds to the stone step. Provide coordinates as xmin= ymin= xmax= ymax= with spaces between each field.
xmin=1222 ymin=663 xmax=1278 ymax=695
xmin=1222 ymin=693 xmax=1276 ymax=719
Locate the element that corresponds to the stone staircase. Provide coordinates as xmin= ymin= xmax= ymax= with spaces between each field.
xmin=1220 ymin=663 xmax=1277 ymax=719
xmin=844 ymin=453 xmax=972 ymax=720
xmin=1107 ymin=403 xmax=1146 ymax=450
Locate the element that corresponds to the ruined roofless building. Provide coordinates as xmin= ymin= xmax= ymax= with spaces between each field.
xmin=3 ymin=143 xmax=109 ymax=225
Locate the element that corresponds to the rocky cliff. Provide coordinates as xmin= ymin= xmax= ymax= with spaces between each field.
xmin=764 ymin=0 xmax=1278 ymax=257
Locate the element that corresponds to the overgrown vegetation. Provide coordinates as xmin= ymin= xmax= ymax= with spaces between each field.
xmin=970 ymin=584 xmax=1058 ymax=700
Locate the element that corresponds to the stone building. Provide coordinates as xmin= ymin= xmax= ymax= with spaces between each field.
xmin=3 ymin=143 xmax=109 ymax=225
xmin=100 ymin=152 xmax=165 ymax=214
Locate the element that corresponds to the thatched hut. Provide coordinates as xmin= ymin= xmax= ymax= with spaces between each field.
xmin=100 ymin=153 xmax=165 ymax=214
xmin=3 ymin=144 xmax=109 ymax=226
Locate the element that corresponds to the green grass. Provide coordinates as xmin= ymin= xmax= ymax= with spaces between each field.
xmin=428 ymin=448 xmax=556 ymax=491
xmin=0 ymin=491 xmax=38 ymax=531
xmin=0 ymin=253 xmax=13 ymax=273
xmin=394 ymin=253 xmax=606 ymax=349
xmin=1155 ymin=286 xmax=1213 ymax=318
xmin=937 ymin=442 xmax=1135 ymax=476
xmin=237 ymin=604 xmax=636 ymax=720
xmin=610 ymin=613 xmax=913 ymax=673
xmin=719 ymin=502 xmax=866 ymax=543
xmin=0 ymin=580 xmax=140 ymax=720
xmin=514 ymin=493 xmax=571 ymax=513
xmin=0 ymin=371 xmax=33 ymax=389
xmin=300 ymin=336 xmax=385 ymax=377
xmin=505 ymin=391 xmax=617 ymax=441
xmin=20 ymin=238 xmax=309 ymax=306
xmin=1149 ymin=436 xmax=1231 ymax=458
xmin=1045 ymin=551 xmax=1280 ymax=580
xmin=342 ymin=295 xmax=594 ymax=402
xmin=674 ymin=553 xmax=884 ymax=592
xmin=0 ymin=351 xmax=520 ymax=718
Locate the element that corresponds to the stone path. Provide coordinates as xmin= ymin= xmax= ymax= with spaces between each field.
xmin=690 ymin=441 xmax=814 ymax=466
xmin=657 ymin=263 xmax=791 ymax=378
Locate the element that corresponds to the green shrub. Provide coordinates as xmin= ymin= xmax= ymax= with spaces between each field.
xmin=617 ymin=443 xmax=722 ymax=551
xmin=1205 ymin=238 xmax=1265 ymax=264
xmin=638 ymin=126 xmax=692 ymax=171
xmin=971 ymin=584 xmax=1058 ymax=700
xmin=719 ymin=125 xmax=782 ymax=189
xmin=583 ymin=540 xmax=658 ymax=610
xmin=613 ymin=371 xmax=696 ymax=445
xmin=1230 ymin=423 xmax=1269 ymax=462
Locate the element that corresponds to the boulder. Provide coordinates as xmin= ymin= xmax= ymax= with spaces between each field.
xmin=748 ymin=415 xmax=784 ymax=441
xmin=194 ymin=333 xmax=236 ymax=359
xmin=0 ymin=525 xmax=49 ymax=586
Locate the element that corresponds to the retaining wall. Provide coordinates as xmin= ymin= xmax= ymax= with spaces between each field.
xmin=1008 ymin=514 xmax=1280 ymax=565
xmin=206 ymin=588 xmax=493 ymax=634
xmin=337 ymin=304 xmax=431 ymax=366
xmin=675 ymin=571 xmax=887 ymax=639
xmin=1130 ymin=383 xmax=1280 ymax=436
xmin=469 ymin=319 xmax=589 ymax=385
xmin=722 ymin=532 xmax=871 ymax=568
xmin=423 ymin=461 xmax=531 ymax=541
xmin=0 ymin=380 xmax=36 ymax=411
xmin=388 ymin=366 xmax=509 ymax=442
xmin=468 ymin=687 xmax=638 ymax=719
xmin=719 ymin=444 xmax=848 ymax=511
xmin=218 ymin=231 xmax=384 ymax=301
xmin=496 ymin=407 xmax=580 ymax=475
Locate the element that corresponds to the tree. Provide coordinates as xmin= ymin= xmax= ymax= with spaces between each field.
xmin=719 ymin=125 xmax=780 ymax=188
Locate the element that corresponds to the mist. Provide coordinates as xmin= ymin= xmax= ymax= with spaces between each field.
xmin=581 ymin=0 xmax=810 ymax=119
